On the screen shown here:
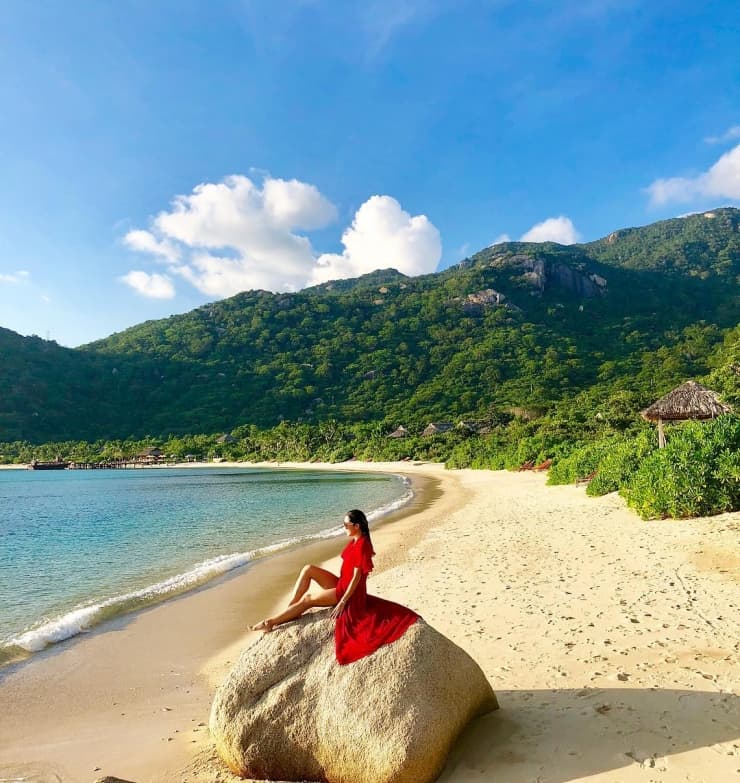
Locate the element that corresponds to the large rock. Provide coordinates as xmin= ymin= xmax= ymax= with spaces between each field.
xmin=210 ymin=612 xmax=497 ymax=783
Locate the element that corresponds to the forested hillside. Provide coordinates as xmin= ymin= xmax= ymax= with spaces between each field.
xmin=1 ymin=208 xmax=738 ymax=443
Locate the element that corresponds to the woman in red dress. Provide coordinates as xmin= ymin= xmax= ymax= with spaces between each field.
xmin=250 ymin=509 xmax=418 ymax=664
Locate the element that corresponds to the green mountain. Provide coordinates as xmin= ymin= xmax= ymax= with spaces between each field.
xmin=2 ymin=208 xmax=738 ymax=443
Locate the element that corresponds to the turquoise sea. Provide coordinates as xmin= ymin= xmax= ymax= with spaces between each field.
xmin=0 ymin=466 xmax=410 ymax=664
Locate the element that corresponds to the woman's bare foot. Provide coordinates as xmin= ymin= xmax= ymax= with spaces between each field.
xmin=250 ymin=619 xmax=273 ymax=632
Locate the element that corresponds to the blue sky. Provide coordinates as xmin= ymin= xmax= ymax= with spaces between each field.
xmin=0 ymin=0 xmax=738 ymax=347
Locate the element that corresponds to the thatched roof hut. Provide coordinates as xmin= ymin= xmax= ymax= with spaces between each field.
xmin=641 ymin=381 xmax=732 ymax=447
xmin=388 ymin=426 xmax=409 ymax=439
xmin=422 ymin=422 xmax=453 ymax=437
xmin=137 ymin=446 xmax=164 ymax=463
xmin=217 ymin=433 xmax=237 ymax=444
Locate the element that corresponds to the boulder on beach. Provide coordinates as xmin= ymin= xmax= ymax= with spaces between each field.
xmin=210 ymin=612 xmax=498 ymax=783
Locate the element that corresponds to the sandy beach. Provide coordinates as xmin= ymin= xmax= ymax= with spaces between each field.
xmin=0 ymin=463 xmax=738 ymax=783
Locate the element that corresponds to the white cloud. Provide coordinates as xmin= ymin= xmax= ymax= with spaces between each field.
xmin=119 ymin=271 xmax=176 ymax=299
xmin=123 ymin=229 xmax=180 ymax=262
xmin=311 ymin=195 xmax=441 ymax=285
xmin=705 ymin=125 xmax=740 ymax=145
xmin=131 ymin=174 xmax=336 ymax=297
xmin=520 ymin=216 xmax=582 ymax=244
xmin=262 ymin=177 xmax=338 ymax=230
xmin=0 ymin=270 xmax=29 ymax=284
xmin=172 ymin=253 xmax=301 ymax=298
xmin=153 ymin=174 xmax=335 ymax=255
xmin=491 ymin=233 xmax=511 ymax=246
xmin=646 ymin=143 xmax=740 ymax=206
xmin=123 ymin=174 xmax=441 ymax=298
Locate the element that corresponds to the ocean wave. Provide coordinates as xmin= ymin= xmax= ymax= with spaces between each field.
xmin=7 ymin=549 xmax=256 ymax=654
xmin=2 ymin=474 xmax=414 ymax=660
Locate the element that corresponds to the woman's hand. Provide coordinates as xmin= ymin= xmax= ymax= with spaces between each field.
xmin=331 ymin=600 xmax=346 ymax=619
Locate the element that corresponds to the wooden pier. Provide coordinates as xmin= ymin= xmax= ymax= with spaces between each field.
xmin=67 ymin=458 xmax=168 ymax=470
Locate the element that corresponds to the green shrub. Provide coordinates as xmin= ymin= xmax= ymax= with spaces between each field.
xmin=446 ymin=438 xmax=480 ymax=469
xmin=547 ymin=437 xmax=619 ymax=485
xmin=622 ymin=415 xmax=740 ymax=519
xmin=586 ymin=429 xmax=656 ymax=496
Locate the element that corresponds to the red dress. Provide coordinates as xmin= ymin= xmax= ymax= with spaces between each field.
xmin=334 ymin=536 xmax=418 ymax=665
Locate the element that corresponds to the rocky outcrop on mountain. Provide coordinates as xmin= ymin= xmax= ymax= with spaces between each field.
xmin=484 ymin=252 xmax=606 ymax=297
xmin=515 ymin=256 xmax=606 ymax=297
xmin=462 ymin=288 xmax=507 ymax=313
xmin=589 ymin=273 xmax=607 ymax=288
xmin=549 ymin=260 xmax=606 ymax=297
xmin=210 ymin=612 xmax=497 ymax=783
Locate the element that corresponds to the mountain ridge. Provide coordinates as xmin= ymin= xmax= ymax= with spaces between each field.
xmin=1 ymin=208 xmax=737 ymax=443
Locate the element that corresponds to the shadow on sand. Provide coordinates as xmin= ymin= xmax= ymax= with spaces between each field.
xmin=441 ymin=687 xmax=739 ymax=782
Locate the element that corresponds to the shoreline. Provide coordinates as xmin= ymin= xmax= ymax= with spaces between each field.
xmin=1 ymin=463 xmax=738 ymax=783
xmin=0 ymin=461 xmax=453 ymax=783
xmin=0 ymin=461 xmax=416 ymax=667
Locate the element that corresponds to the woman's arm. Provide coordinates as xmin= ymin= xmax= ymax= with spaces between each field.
xmin=331 ymin=567 xmax=362 ymax=619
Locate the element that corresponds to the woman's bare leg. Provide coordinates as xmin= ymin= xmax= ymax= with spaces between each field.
xmin=252 ymin=586 xmax=337 ymax=632
xmin=288 ymin=564 xmax=338 ymax=605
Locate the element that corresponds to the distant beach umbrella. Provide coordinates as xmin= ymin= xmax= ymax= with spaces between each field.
xmin=641 ymin=380 xmax=733 ymax=448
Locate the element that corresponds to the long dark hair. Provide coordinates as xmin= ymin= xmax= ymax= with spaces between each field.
xmin=347 ymin=509 xmax=375 ymax=554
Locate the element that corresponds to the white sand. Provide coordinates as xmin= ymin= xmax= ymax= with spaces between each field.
xmin=188 ymin=465 xmax=740 ymax=783
xmin=379 ymin=470 xmax=740 ymax=783
xmin=1 ymin=463 xmax=738 ymax=783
